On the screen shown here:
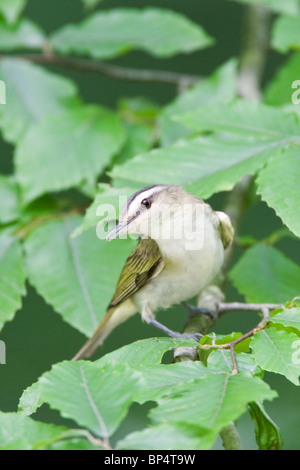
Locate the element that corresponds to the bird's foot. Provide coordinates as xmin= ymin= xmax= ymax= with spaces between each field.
xmin=149 ymin=319 xmax=202 ymax=342
xmin=181 ymin=302 xmax=218 ymax=321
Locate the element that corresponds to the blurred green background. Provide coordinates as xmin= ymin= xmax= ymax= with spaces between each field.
xmin=0 ymin=0 xmax=299 ymax=450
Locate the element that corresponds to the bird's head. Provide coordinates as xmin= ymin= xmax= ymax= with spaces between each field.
xmin=106 ymin=185 xmax=196 ymax=241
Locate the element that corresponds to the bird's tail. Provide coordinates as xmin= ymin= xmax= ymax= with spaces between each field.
xmin=72 ymin=300 xmax=137 ymax=361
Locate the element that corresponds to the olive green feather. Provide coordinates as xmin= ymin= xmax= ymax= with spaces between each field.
xmin=109 ymin=238 xmax=164 ymax=308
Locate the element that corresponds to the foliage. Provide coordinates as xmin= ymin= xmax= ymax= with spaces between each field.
xmin=0 ymin=0 xmax=299 ymax=451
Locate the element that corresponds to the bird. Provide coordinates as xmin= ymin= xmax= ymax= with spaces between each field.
xmin=72 ymin=184 xmax=234 ymax=360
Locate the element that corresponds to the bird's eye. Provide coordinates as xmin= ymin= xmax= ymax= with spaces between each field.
xmin=141 ymin=198 xmax=151 ymax=209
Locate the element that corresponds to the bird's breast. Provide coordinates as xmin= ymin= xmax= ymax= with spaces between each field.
xmin=133 ymin=219 xmax=224 ymax=312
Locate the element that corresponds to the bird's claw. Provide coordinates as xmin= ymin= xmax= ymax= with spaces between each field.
xmin=181 ymin=302 xmax=218 ymax=321
xmin=178 ymin=332 xmax=203 ymax=342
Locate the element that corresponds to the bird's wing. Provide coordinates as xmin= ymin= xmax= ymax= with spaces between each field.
xmin=215 ymin=211 xmax=234 ymax=250
xmin=108 ymin=238 xmax=165 ymax=308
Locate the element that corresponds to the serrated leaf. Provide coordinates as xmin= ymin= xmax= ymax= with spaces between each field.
xmin=270 ymin=307 xmax=300 ymax=332
xmin=176 ymin=99 xmax=300 ymax=139
xmin=15 ymin=105 xmax=126 ymax=204
xmin=271 ymin=14 xmax=300 ymax=53
xmin=251 ymin=326 xmax=300 ymax=385
xmin=159 ymin=59 xmax=237 ymax=145
xmin=150 ymin=372 xmax=277 ymax=437
xmin=110 ymin=135 xmax=286 ymax=199
xmin=18 ymin=337 xmax=198 ymax=417
xmin=264 ymin=53 xmax=300 ymax=106
xmin=229 ymin=245 xmax=300 ymax=304
xmin=0 ymin=0 xmax=27 ymax=24
xmin=256 ymin=146 xmax=300 ymax=238
xmin=24 ymin=216 xmax=136 ymax=336
xmin=117 ymin=423 xmax=214 ymax=450
xmin=0 ymin=175 xmax=20 ymax=224
xmin=249 ymin=401 xmax=283 ymax=450
xmin=0 ymin=18 xmax=45 ymax=51
xmin=0 ymin=228 xmax=26 ymax=331
xmin=0 ymin=412 xmax=71 ymax=450
xmin=51 ymin=8 xmax=213 ymax=60
xmin=134 ymin=362 xmax=209 ymax=404
xmin=95 ymin=337 xmax=197 ymax=367
xmin=40 ymin=360 xmax=141 ymax=438
xmin=95 ymin=337 xmax=211 ymax=404
xmin=0 ymin=58 xmax=80 ymax=144
xmin=18 ymin=381 xmax=43 ymax=417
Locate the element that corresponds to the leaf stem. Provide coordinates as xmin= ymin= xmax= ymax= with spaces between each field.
xmin=0 ymin=52 xmax=202 ymax=86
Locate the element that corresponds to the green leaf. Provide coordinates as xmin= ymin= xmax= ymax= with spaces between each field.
xmin=0 ymin=411 xmax=71 ymax=450
xmin=95 ymin=337 xmax=197 ymax=367
xmin=230 ymin=0 xmax=299 ymax=15
xmin=0 ymin=175 xmax=20 ymax=224
xmin=18 ymin=338 xmax=198 ymax=418
xmin=134 ymin=362 xmax=209 ymax=404
xmin=271 ymin=14 xmax=300 ymax=53
xmin=110 ymin=135 xmax=286 ymax=199
xmin=117 ymin=423 xmax=214 ymax=450
xmin=0 ymin=0 xmax=27 ymax=24
xmin=51 ymin=8 xmax=213 ymax=60
xmin=24 ymin=216 xmax=136 ymax=336
xmin=0 ymin=58 xmax=80 ymax=144
xmin=18 ymin=381 xmax=43 ymax=417
xmin=15 ymin=105 xmax=126 ymax=204
xmin=229 ymin=245 xmax=300 ymax=304
xmin=0 ymin=228 xmax=26 ymax=331
xmin=207 ymin=350 xmax=260 ymax=375
xmin=73 ymin=184 xmax=137 ymax=237
xmin=159 ymin=59 xmax=237 ymax=145
xmin=150 ymin=372 xmax=277 ymax=440
xmin=256 ymin=146 xmax=300 ymax=238
xmin=40 ymin=360 xmax=141 ymax=438
xmin=0 ymin=18 xmax=45 ymax=51
xmin=249 ymin=401 xmax=283 ymax=450
xmin=96 ymin=338 xmax=216 ymax=405
xmin=264 ymin=53 xmax=300 ymax=106
xmin=251 ymin=326 xmax=300 ymax=385
xmin=114 ymin=122 xmax=153 ymax=166
xmin=270 ymin=307 xmax=300 ymax=332
xmin=176 ymin=99 xmax=300 ymax=140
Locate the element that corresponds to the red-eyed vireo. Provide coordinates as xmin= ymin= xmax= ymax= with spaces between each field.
xmin=72 ymin=185 xmax=233 ymax=360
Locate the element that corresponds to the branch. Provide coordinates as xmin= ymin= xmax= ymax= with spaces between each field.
xmin=0 ymin=52 xmax=202 ymax=86
xmin=219 ymin=423 xmax=243 ymax=451
xmin=218 ymin=302 xmax=283 ymax=315
xmin=199 ymin=304 xmax=273 ymax=357
xmin=237 ymin=4 xmax=271 ymax=100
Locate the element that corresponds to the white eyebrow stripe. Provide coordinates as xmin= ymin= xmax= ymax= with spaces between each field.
xmin=127 ymin=185 xmax=168 ymax=207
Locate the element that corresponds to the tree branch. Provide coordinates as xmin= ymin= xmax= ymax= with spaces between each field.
xmin=0 ymin=52 xmax=202 ymax=86
xmin=219 ymin=423 xmax=243 ymax=451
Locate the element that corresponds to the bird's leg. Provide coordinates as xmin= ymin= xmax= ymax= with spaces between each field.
xmin=149 ymin=319 xmax=202 ymax=342
xmin=181 ymin=301 xmax=218 ymax=321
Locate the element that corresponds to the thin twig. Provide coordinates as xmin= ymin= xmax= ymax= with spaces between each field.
xmin=0 ymin=52 xmax=203 ymax=86
xmin=199 ymin=305 xmax=271 ymax=355
xmin=218 ymin=302 xmax=283 ymax=315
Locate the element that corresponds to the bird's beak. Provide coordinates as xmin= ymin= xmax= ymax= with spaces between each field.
xmin=106 ymin=220 xmax=130 ymax=241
